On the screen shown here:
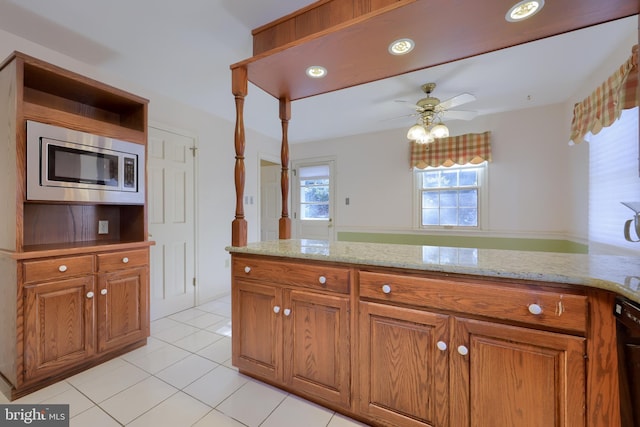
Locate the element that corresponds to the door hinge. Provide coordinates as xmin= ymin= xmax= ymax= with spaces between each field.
xmin=193 ymin=277 xmax=196 ymax=287
xmin=293 ymin=169 xmax=297 ymax=177
xmin=189 ymin=146 xmax=197 ymax=157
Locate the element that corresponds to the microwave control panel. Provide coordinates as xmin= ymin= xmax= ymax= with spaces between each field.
xmin=124 ymin=157 xmax=136 ymax=189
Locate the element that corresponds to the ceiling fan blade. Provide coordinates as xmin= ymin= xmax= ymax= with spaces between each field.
xmin=381 ymin=113 xmax=418 ymax=122
xmin=436 ymin=93 xmax=476 ymax=111
xmin=440 ymin=110 xmax=478 ymax=120
xmin=395 ymin=99 xmax=422 ymax=111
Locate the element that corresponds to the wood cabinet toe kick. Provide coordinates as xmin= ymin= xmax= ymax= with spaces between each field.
xmin=230 ymin=253 xmax=621 ymax=427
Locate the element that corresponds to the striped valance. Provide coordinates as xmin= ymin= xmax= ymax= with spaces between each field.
xmin=411 ymin=131 xmax=492 ymax=169
xmin=570 ymin=44 xmax=639 ymax=145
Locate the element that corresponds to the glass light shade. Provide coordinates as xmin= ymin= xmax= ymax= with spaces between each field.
xmin=417 ymin=133 xmax=434 ymax=144
xmin=505 ymin=0 xmax=544 ymax=22
xmin=407 ymin=124 xmax=427 ymax=140
xmin=430 ymin=123 xmax=450 ymax=138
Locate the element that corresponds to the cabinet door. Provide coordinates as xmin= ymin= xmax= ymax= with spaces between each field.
xmin=359 ymin=301 xmax=450 ymax=427
xmin=232 ymin=281 xmax=283 ymax=382
xmin=451 ymin=318 xmax=586 ymax=427
xmin=23 ymin=276 xmax=95 ymax=381
xmin=283 ymin=289 xmax=350 ymax=408
xmin=97 ymin=267 xmax=149 ymax=353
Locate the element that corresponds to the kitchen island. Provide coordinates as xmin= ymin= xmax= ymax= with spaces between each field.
xmin=227 ymin=239 xmax=638 ymax=427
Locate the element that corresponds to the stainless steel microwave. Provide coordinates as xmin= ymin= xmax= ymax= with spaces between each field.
xmin=26 ymin=120 xmax=145 ymax=204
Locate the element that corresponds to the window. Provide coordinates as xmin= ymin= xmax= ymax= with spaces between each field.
xmin=299 ymin=165 xmax=330 ymax=220
xmin=415 ymin=163 xmax=487 ymax=228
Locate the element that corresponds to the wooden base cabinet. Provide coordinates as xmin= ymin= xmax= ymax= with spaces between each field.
xmin=233 ymin=281 xmax=351 ymax=408
xmin=12 ymin=248 xmax=150 ymax=398
xmin=97 ymin=266 xmax=149 ymax=353
xmin=232 ymin=262 xmax=351 ymax=409
xmin=358 ymin=301 xmax=450 ymax=427
xmin=23 ymin=276 xmax=96 ymax=382
xmin=451 ymin=318 xmax=586 ymax=427
xmin=230 ymin=257 xmax=617 ymax=427
xmin=359 ymin=301 xmax=586 ymax=427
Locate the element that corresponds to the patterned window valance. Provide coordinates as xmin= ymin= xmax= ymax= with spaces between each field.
xmin=570 ymin=44 xmax=639 ymax=145
xmin=411 ymin=131 xmax=492 ymax=169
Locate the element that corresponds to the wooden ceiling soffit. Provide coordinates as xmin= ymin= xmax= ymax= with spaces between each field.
xmin=251 ymin=0 xmax=412 ymax=55
xmin=231 ymin=0 xmax=639 ymax=102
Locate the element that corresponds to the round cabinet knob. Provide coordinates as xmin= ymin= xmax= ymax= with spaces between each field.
xmin=528 ymin=303 xmax=543 ymax=315
xmin=122 ymin=257 xmax=129 ymax=264
xmin=58 ymin=265 xmax=68 ymax=272
xmin=86 ymin=291 xmax=94 ymax=299
xmin=318 ymin=276 xmax=327 ymax=285
xmin=382 ymin=284 xmax=392 ymax=294
xmin=273 ymin=306 xmax=281 ymax=314
xmin=244 ymin=266 xmax=251 ymax=274
xmin=457 ymin=345 xmax=469 ymax=356
xmin=284 ymin=308 xmax=291 ymax=316
xmin=437 ymin=341 xmax=448 ymax=351
xmin=100 ymin=289 xmax=108 ymax=295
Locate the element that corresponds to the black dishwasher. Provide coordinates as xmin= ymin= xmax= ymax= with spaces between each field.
xmin=614 ymin=296 xmax=640 ymax=427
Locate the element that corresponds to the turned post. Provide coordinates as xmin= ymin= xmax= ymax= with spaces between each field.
xmin=279 ymin=97 xmax=292 ymax=239
xmin=231 ymin=66 xmax=248 ymax=247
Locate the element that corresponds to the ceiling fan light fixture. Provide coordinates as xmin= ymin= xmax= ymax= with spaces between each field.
xmin=430 ymin=123 xmax=450 ymax=139
xmin=505 ymin=0 xmax=544 ymax=22
xmin=388 ymin=38 xmax=415 ymax=56
xmin=305 ymin=65 xmax=327 ymax=78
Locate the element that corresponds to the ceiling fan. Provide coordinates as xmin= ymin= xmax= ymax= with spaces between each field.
xmin=402 ymin=82 xmax=477 ymax=143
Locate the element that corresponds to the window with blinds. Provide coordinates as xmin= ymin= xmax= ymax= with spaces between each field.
xmin=588 ymin=107 xmax=640 ymax=253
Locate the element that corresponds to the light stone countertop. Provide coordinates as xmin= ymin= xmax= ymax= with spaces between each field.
xmin=226 ymin=239 xmax=640 ymax=304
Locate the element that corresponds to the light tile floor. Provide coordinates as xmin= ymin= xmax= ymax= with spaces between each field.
xmin=0 ymin=294 xmax=369 ymax=427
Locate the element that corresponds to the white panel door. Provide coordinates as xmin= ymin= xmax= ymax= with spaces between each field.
xmin=261 ymin=163 xmax=281 ymax=241
xmin=148 ymin=126 xmax=196 ymax=320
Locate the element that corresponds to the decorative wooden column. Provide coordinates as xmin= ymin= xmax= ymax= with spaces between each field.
xmin=231 ymin=66 xmax=248 ymax=247
xmin=279 ymin=97 xmax=292 ymax=239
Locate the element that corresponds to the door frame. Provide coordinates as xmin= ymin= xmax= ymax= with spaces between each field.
xmin=258 ymin=152 xmax=283 ymax=241
xmin=291 ymin=156 xmax=337 ymax=241
xmin=148 ymin=121 xmax=199 ymax=310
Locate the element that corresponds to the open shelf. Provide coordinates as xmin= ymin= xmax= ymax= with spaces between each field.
xmin=20 ymin=53 xmax=147 ymax=135
xmin=23 ymin=203 xmax=145 ymax=248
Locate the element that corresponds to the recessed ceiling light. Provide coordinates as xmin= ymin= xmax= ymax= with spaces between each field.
xmin=505 ymin=0 xmax=544 ymax=22
xmin=388 ymin=38 xmax=415 ymax=56
xmin=306 ymin=66 xmax=327 ymax=78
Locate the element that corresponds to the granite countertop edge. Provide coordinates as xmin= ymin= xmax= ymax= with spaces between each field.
xmin=226 ymin=240 xmax=640 ymax=305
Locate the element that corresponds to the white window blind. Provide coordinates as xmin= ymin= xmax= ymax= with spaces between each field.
xmin=588 ymin=107 xmax=640 ymax=253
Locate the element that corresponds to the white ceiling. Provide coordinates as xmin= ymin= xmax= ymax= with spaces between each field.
xmin=0 ymin=0 xmax=636 ymax=143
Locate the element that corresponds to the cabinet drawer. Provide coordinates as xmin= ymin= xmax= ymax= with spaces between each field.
xmin=97 ymin=249 xmax=148 ymax=272
xmin=233 ymin=257 xmax=350 ymax=294
xmin=359 ymin=271 xmax=588 ymax=334
xmin=23 ymin=255 xmax=94 ymax=284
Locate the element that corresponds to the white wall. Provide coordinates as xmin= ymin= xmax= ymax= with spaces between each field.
xmin=291 ymin=102 xmax=572 ymax=239
xmin=0 ymin=29 xmax=281 ymax=302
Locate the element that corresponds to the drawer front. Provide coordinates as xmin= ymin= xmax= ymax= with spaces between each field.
xmin=23 ymin=255 xmax=94 ymax=284
xmin=359 ymin=271 xmax=588 ymax=334
xmin=97 ymin=249 xmax=148 ymax=272
xmin=233 ymin=257 xmax=350 ymax=294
